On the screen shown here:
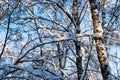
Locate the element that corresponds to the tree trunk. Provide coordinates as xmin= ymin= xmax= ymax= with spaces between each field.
xmin=89 ymin=0 xmax=108 ymax=80
xmin=72 ymin=0 xmax=83 ymax=79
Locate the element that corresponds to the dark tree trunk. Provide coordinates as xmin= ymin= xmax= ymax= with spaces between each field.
xmin=72 ymin=0 xmax=83 ymax=79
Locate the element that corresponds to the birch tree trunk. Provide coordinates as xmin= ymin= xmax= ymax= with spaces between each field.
xmin=89 ymin=0 xmax=108 ymax=80
xmin=72 ymin=0 xmax=83 ymax=79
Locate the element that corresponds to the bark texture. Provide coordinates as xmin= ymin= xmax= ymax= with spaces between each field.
xmin=72 ymin=0 xmax=83 ymax=79
xmin=89 ymin=0 xmax=108 ymax=80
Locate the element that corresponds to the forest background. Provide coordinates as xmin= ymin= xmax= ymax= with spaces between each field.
xmin=0 ymin=0 xmax=120 ymax=80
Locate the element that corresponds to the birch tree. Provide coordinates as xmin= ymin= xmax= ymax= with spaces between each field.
xmin=89 ymin=0 xmax=108 ymax=79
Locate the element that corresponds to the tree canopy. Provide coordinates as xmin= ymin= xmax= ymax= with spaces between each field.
xmin=0 ymin=0 xmax=120 ymax=80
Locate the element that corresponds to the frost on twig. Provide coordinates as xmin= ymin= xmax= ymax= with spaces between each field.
xmin=0 ymin=64 xmax=63 ymax=80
